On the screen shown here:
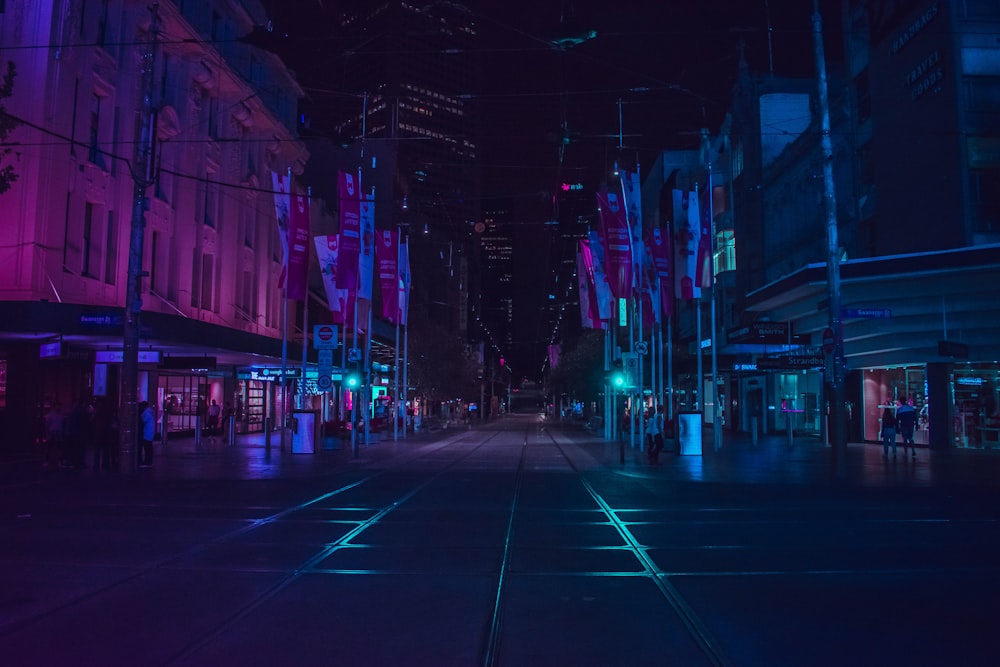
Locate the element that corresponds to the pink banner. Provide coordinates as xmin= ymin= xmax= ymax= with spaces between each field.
xmin=375 ymin=230 xmax=399 ymax=324
xmin=673 ymin=189 xmax=700 ymax=300
xmin=577 ymin=240 xmax=607 ymax=330
xmin=314 ymin=235 xmax=349 ymax=323
xmin=336 ymin=170 xmax=361 ymax=290
xmin=647 ymin=226 xmax=673 ymax=320
xmin=271 ymin=171 xmax=291 ymax=289
xmin=286 ymin=192 xmax=309 ymax=301
xmin=596 ymin=190 xmax=632 ymax=300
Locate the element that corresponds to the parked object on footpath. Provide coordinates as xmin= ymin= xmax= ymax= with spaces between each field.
xmin=896 ymin=397 xmax=918 ymax=459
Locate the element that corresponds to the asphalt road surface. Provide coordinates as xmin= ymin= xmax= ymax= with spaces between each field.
xmin=2 ymin=414 xmax=999 ymax=665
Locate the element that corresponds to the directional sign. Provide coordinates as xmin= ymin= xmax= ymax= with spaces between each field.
xmin=313 ymin=324 xmax=338 ymax=349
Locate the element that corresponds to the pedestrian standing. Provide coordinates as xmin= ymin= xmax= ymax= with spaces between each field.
xmin=139 ymin=401 xmax=155 ymax=467
xmin=207 ymin=400 xmax=221 ymax=439
xmin=896 ymin=396 xmax=918 ymax=460
xmin=880 ymin=406 xmax=897 ymax=459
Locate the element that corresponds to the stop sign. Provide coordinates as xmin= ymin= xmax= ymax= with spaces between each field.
xmin=822 ymin=328 xmax=835 ymax=354
xmin=318 ymin=326 xmax=333 ymax=342
xmin=314 ymin=325 xmax=337 ymax=349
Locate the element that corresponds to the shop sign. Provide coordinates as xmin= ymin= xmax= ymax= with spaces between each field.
xmin=160 ymin=356 xmax=216 ymax=369
xmin=237 ymin=367 xmax=302 ymax=381
xmin=39 ymin=341 xmax=62 ymax=358
xmin=843 ymin=307 xmax=892 ymax=319
xmin=756 ymin=355 xmax=824 ymax=370
xmin=95 ymin=350 xmax=162 ymax=363
xmin=727 ymin=321 xmax=793 ymax=344
xmin=80 ymin=313 xmax=122 ymax=327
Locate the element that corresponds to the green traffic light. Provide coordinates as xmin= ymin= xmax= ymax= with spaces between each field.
xmin=346 ymin=374 xmax=360 ymax=388
xmin=611 ymin=373 xmax=625 ymax=388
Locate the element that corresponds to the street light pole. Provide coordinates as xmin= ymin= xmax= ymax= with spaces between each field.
xmin=813 ymin=2 xmax=847 ymax=473
xmin=119 ymin=3 xmax=160 ymax=475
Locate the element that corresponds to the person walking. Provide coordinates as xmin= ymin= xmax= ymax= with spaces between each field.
xmin=139 ymin=401 xmax=155 ymax=468
xmin=880 ymin=406 xmax=897 ymax=459
xmin=896 ymin=397 xmax=918 ymax=459
xmin=646 ymin=405 xmax=665 ymax=464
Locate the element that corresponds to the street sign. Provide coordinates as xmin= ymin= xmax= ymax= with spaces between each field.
xmin=635 ymin=341 xmax=649 ymax=355
xmin=843 ymin=307 xmax=892 ymax=319
xmin=313 ymin=324 xmax=338 ymax=349
xmin=348 ymin=347 xmax=362 ymax=362
xmin=318 ymin=349 xmax=334 ymax=367
xmin=822 ymin=328 xmax=835 ymax=354
xmin=622 ymin=352 xmax=639 ymax=387
xmin=756 ymin=355 xmax=825 ymax=370
xmin=317 ymin=374 xmax=333 ymax=391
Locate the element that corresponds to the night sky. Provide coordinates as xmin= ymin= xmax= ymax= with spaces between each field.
xmin=263 ymin=0 xmax=843 ymax=375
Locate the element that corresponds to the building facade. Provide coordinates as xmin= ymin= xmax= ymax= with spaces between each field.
xmin=0 ymin=0 xmax=311 ymax=451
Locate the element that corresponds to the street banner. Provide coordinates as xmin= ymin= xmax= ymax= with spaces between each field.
xmin=336 ymin=170 xmax=361 ymax=290
xmin=621 ymin=170 xmax=643 ymax=288
xmin=587 ymin=231 xmax=613 ymax=321
xmin=596 ymin=190 xmax=632 ymax=299
xmin=287 ymin=192 xmax=310 ymax=300
xmin=673 ymin=189 xmax=700 ymax=300
xmin=648 ymin=225 xmax=673 ymax=319
xmin=314 ymin=235 xmax=349 ymax=323
xmin=695 ymin=186 xmax=713 ymax=289
xmin=271 ymin=170 xmax=291 ymax=289
xmin=375 ymin=229 xmax=400 ymax=323
xmin=358 ymin=194 xmax=375 ymax=301
xmin=398 ymin=237 xmax=411 ymax=325
xmin=577 ymin=245 xmax=603 ymax=330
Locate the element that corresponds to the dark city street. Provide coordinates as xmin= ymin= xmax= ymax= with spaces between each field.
xmin=3 ymin=415 xmax=1000 ymax=666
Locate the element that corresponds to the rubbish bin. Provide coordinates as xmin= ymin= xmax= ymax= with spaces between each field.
xmin=290 ymin=410 xmax=318 ymax=454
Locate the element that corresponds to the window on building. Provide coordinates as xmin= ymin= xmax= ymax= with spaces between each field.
xmin=714 ymin=230 xmax=736 ymax=274
xmin=104 ymin=211 xmax=117 ymax=285
xmin=88 ymin=93 xmax=105 ymax=168
xmin=167 ymin=235 xmax=179 ymax=302
xmin=970 ymin=170 xmax=1000 ymax=235
xmin=854 ymin=70 xmax=871 ymax=124
xmin=82 ymin=202 xmax=97 ymax=278
xmin=201 ymin=254 xmax=214 ymax=311
xmin=62 ymin=194 xmax=72 ymax=271
xmin=191 ymin=248 xmax=201 ymax=308
xmin=204 ymin=176 xmax=217 ymax=228
xmin=239 ymin=269 xmax=254 ymax=317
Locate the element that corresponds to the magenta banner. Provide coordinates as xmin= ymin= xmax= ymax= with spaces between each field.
xmin=286 ymin=192 xmax=309 ymax=301
xmin=314 ymin=235 xmax=349 ymax=323
xmin=647 ymin=226 xmax=673 ymax=320
xmin=596 ymin=191 xmax=632 ymax=300
xmin=336 ymin=170 xmax=361 ymax=290
xmin=271 ymin=171 xmax=290 ymax=289
xmin=375 ymin=229 xmax=399 ymax=324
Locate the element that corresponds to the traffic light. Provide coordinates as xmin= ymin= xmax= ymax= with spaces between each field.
xmin=345 ymin=372 xmax=360 ymax=388
xmin=608 ymin=359 xmax=625 ymax=389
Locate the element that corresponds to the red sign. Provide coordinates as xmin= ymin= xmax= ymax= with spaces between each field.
xmin=822 ymin=328 xmax=835 ymax=354
xmin=318 ymin=326 xmax=334 ymax=342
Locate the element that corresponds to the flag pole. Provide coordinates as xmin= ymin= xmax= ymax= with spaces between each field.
xmin=280 ymin=166 xmax=291 ymax=453
xmin=300 ymin=187 xmax=311 ymax=411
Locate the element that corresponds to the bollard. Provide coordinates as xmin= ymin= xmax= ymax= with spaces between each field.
xmin=786 ymin=416 xmax=793 ymax=449
xmin=194 ymin=415 xmax=202 ymax=450
xmin=751 ymin=416 xmax=758 ymax=447
xmin=227 ymin=415 xmax=236 ymax=446
xmin=264 ymin=417 xmax=272 ymax=453
xmin=161 ymin=412 xmax=169 ymax=446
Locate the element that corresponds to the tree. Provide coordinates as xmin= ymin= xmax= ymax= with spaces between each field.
xmin=547 ymin=329 xmax=607 ymax=412
xmin=0 ymin=61 xmax=20 ymax=195
xmin=406 ymin=313 xmax=482 ymax=410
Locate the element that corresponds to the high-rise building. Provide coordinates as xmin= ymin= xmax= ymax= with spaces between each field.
xmin=321 ymin=1 xmax=482 ymax=337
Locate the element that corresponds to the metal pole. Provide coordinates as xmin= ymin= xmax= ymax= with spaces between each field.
xmin=119 ymin=3 xmax=160 ymax=475
xmin=706 ymin=148 xmax=721 ymax=452
xmin=300 ymin=188 xmax=311 ymax=411
xmin=813 ymin=2 xmax=847 ymax=474
xmin=280 ymin=166 xmax=291 ymax=453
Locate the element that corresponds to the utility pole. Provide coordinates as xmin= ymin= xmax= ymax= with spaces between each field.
xmin=813 ymin=1 xmax=848 ymax=475
xmin=119 ymin=3 xmax=160 ymax=474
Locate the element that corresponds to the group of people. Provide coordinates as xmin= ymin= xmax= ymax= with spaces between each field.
xmin=880 ymin=396 xmax=918 ymax=459
xmin=43 ymin=397 xmax=121 ymax=471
